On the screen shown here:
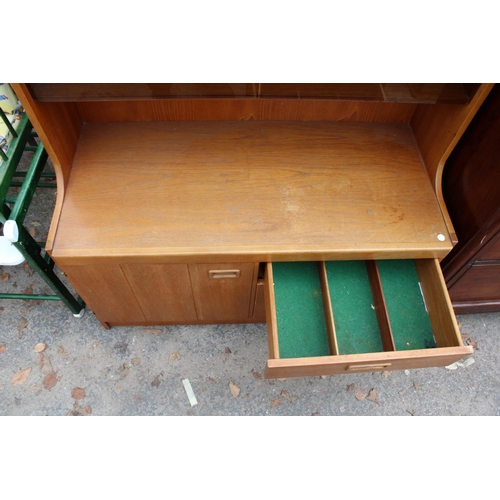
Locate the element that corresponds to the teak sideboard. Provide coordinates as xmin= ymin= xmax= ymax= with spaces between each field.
xmin=12 ymin=83 xmax=494 ymax=378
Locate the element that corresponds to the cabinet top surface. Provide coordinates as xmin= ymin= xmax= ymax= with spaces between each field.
xmin=52 ymin=121 xmax=452 ymax=263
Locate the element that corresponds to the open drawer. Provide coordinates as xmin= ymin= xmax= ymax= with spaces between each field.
xmin=264 ymin=259 xmax=473 ymax=379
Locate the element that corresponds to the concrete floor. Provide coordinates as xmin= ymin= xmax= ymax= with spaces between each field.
xmin=1 ymin=156 xmax=499 ymax=416
xmin=1 ymin=294 xmax=499 ymax=416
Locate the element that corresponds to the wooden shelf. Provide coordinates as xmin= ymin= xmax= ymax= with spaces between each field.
xmin=51 ymin=121 xmax=452 ymax=265
xmin=28 ymin=83 xmax=259 ymax=101
xmin=259 ymin=83 xmax=472 ymax=104
xmin=28 ymin=83 xmax=472 ymax=104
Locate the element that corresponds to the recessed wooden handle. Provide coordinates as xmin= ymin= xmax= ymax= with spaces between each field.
xmin=209 ymin=270 xmax=241 ymax=279
xmin=345 ymin=363 xmax=391 ymax=372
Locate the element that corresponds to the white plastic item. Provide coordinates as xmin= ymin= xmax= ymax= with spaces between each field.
xmin=3 ymin=220 xmax=19 ymax=242
xmin=0 ymin=221 xmax=24 ymax=265
xmin=73 ymin=309 xmax=85 ymax=318
xmin=0 ymin=236 xmax=25 ymax=265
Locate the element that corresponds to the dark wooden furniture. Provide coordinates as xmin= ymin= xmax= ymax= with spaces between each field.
xmin=441 ymin=83 xmax=500 ymax=314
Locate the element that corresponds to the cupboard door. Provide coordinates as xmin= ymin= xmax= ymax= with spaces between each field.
xmin=63 ymin=265 xmax=146 ymax=325
xmin=448 ymin=262 xmax=500 ymax=303
xmin=122 ymin=264 xmax=198 ymax=323
xmin=189 ymin=263 xmax=258 ymax=322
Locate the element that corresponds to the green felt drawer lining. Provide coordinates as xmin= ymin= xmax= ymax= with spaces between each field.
xmin=273 ymin=262 xmax=331 ymax=358
xmin=326 ymin=261 xmax=383 ymax=355
xmin=272 ymin=260 xmax=436 ymax=359
xmin=377 ymin=260 xmax=435 ymax=350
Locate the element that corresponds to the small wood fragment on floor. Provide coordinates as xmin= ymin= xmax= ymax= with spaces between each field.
xmin=120 ymin=363 xmax=130 ymax=379
xmin=43 ymin=371 xmax=58 ymax=390
xmin=461 ymin=333 xmax=478 ymax=348
xmin=144 ymin=328 xmax=162 ymax=335
xmin=12 ymin=368 xmax=31 ymax=386
xmin=354 ymin=388 xmax=367 ymax=401
xmin=33 ymin=343 xmax=47 ymax=353
xmin=182 ymin=379 xmax=198 ymax=406
xmin=57 ymin=345 xmax=69 ymax=359
xmin=72 ymin=387 xmax=86 ymax=399
xmin=366 ymin=388 xmax=379 ymax=404
xmin=41 ymin=354 xmax=53 ymax=376
xmin=229 ymin=381 xmax=240 ymax=398
xmin=17 ymin=318 xmax=28 ymax=339
xmin=445 ymin=357 xmax=475 ymax=370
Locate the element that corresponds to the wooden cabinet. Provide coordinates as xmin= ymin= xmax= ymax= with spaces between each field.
xmin=441 ymin=83 xmax=500 ymax=314
xmin=12 ymin=83 xmax=493 ymax=377
xmin=63 ymin=264 xmax=200 ymax=326
xmin=66 ymin=263 xmax=260 ymax=327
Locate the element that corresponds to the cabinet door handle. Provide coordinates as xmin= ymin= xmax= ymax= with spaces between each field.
xmin=209 ymin=270 xmax=241 ymax=279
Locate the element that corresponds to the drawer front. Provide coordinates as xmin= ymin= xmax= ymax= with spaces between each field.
xmin=264 ymin=259 xmax=472 ymax=379
xmin=449 ymin=262 xmax=500 ymax=302
xmin=266 ymin=348 xmax=473 ymax=378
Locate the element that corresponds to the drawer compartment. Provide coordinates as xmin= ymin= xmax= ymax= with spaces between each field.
xmin=264 ymin=259 xmax=472 ymax=379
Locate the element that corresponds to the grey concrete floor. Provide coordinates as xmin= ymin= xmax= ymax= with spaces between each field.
xmin=1 ymin=155 xmax=499 ymax=416
xmin=1 ymin=294 xmax=499 ymax=416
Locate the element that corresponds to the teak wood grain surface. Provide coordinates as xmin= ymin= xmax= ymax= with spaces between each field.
xmin=75 ymin=99 xmax=417 ymax=124
xmin=189 ymin=263 xmax=258 ymax=322
xmin=51 ymin=121 xmax=451 ymax=265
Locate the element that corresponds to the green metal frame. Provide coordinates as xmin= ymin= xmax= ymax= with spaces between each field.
xmin=0 ymin=107 xmax=85 ymax=316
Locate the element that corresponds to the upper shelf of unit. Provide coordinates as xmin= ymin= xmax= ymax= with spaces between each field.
xmin=28 ymin=83 xmax=476 ymax=104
